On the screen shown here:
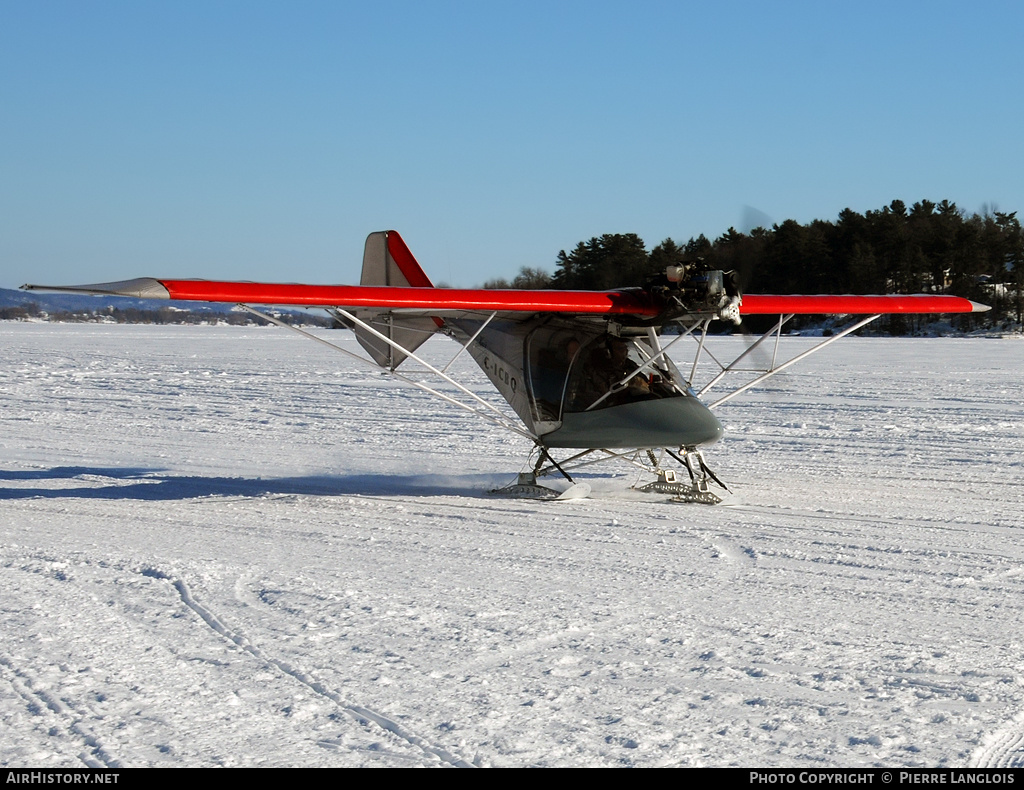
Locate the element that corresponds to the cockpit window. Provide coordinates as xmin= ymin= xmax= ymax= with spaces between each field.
xmin=527 ymin=328 xmax=689 ymax=421
xmin=564 ymin=335 xmax=686 ymax=413
xmin=525 ymin=328 xmax=585 ymax=423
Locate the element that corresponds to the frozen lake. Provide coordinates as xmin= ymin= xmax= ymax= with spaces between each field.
xmin=1 ymin=323 xmax=1022 ymax=767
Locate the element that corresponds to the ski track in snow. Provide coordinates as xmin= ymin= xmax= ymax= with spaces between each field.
xmin=144 ymin=566 xmax=475 ymax=767
xmin=970 ymin=710 xmax=1024 ymax=768
xmin=1 ymin=323 xmax=1023 ymax=767
xmin=0 ymin=651 xmax=121 ymax=769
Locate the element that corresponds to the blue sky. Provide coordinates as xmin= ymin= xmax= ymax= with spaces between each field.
xmin=3 ymin=0 xmax=1023 ymax=288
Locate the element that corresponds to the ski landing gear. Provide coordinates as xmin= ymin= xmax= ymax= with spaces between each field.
xmin=490 ymin=447 xmax=592 ymax=500
xmin=633 ymin=448 xmax=730 ymax=504
xmin=491 ymin=445 xmax=728 ymax=504
xmin=490 ymin=472 xmax=591 ymax=501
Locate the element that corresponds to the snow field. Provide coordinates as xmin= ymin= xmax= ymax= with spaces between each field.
xmin=0 ymin=323 xmax=1022 ymax=767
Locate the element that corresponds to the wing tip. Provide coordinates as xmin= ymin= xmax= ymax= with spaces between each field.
xmin=18 ymin=278 xmax=171 ymax=300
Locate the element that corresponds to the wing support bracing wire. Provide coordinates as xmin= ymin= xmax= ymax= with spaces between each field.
xmin=442 ymin=311 xmax=496 ymax=374
xmin=234 ymin=304 xmax=538 ymax=442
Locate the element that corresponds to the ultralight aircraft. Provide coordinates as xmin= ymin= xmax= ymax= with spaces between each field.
xmin=23 ymin=231 xmax=990 ymax=503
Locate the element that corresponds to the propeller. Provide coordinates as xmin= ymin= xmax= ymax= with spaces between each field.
xmin=729 ymin=206 xmax=786 ymax=394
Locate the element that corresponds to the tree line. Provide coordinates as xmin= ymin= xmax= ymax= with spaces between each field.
xmin=487 ymin=199 xmax=1023 ymax=332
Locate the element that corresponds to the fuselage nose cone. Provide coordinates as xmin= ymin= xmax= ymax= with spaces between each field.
xmin=543 ymin=396 xmax=724 ymax=449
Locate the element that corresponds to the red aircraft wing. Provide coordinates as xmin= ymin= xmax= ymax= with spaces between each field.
xmin=737 ymin=294 xmax=988 ymax=315
xmin=21 ymin=277 xmax=989 ymax=316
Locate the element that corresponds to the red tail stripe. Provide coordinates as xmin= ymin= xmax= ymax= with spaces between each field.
xmin=385 ymin=231 xmax=434 ymax=288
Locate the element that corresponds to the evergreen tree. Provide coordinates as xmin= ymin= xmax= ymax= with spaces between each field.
xmin=551 ymin=234 xmax=649 ymax=290
xmin=509 ymin=198 xmax=1021 ymax=331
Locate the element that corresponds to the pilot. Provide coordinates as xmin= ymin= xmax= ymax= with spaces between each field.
xmin=605 ymin=337 xmax=651 ymax=397
xmin=564 ymin=337 xmax=581 ymax=365
xmin=575 ymin=336 xmax=650 ymax=409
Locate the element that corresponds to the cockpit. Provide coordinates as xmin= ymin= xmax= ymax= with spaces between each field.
xmin=526 ymin=325 xmax=690 ymax=425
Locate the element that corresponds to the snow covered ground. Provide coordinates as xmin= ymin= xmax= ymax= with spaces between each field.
xmin=1 ymin=322 xmax=1022 ymax=768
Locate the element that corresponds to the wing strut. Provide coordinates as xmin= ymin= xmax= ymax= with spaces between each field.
xmin=235 ymin=305 xmax=537 ymax=442
xmin=331 ymin=308 xmax=528 ymax=433
xmin=688 ymin=319 xmax=714 ymax=386
xmin=702 ymin=313 xmax=883 ymax=409
xmin=697 ymin=314 xmax=795 ymax=397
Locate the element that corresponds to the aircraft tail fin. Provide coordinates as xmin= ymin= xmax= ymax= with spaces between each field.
xmin=353 ymin=231 xmax=440 ymax=370
xmin=360 ymin=230 xmax=434 ymax=288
